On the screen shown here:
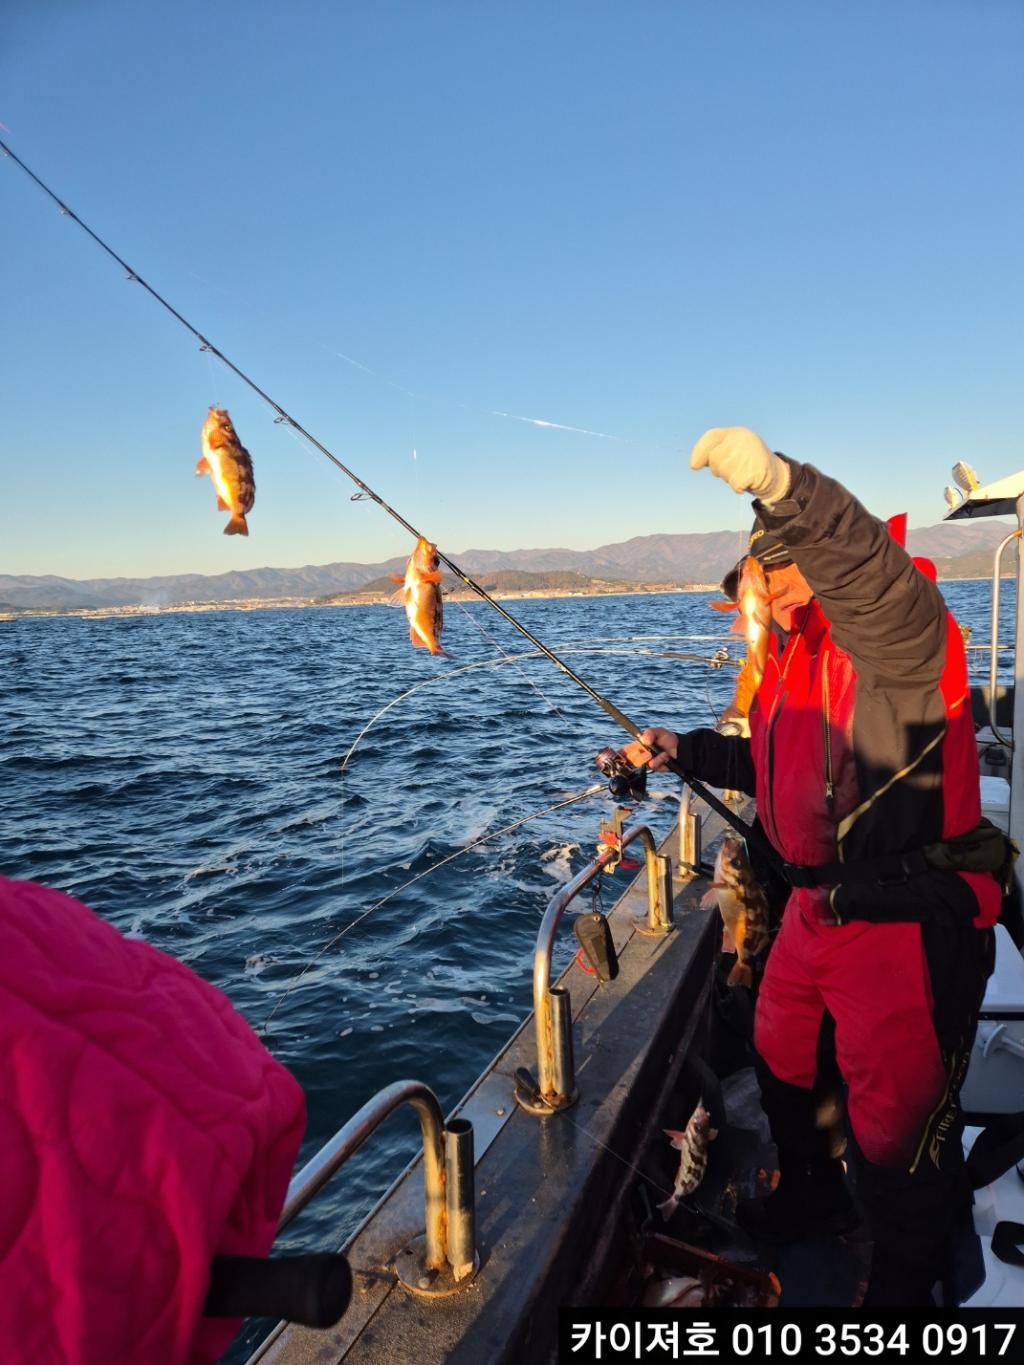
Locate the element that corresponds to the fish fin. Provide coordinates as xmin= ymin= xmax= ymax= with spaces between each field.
xmin=708 ymin=599 xmax=738 ymax=612
xmin=216 ymin=496 xmax=229 ymax=511
xmin=388 ymin=588 xmax=406 ymax=607
xmin=388 ymin=574 xmax=405 ymax=583
xmin=663 ymin=1128 xmax=688 ymax=1149
xmin=656 ymin=1195 xmax=678 ymax=1221
xmin=729 ymin=617 xmax=746 ymax=635
xmin=195 ymin=456 xmax=211 ymax=475
xmin=223 ymin=514 xmax=249 ymax=536
xmin=709 ymin=1128 xmax=719 ymax=1141
xmin=727 ymin=959 xmax=753 ymax=988
xmin=699 ymin=889 xmax=719 ymax=911
xmin=422 ymin=570 xmax=443 ymax=584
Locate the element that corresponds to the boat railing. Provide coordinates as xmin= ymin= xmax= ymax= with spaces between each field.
xmin=520 ymin=821 xmax=674 ymax=1115
xmin=988 ymin=529 xmax=1021 ymax=749
xmin=277 ymin=1079 xmax=478 ymax=1293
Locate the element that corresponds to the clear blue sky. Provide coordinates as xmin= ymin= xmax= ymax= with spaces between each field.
xmin=1 ymin=1 xmax=1021 ymax=580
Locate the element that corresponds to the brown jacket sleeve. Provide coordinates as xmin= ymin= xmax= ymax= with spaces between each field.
xmin=754 ymin=458 xmax=947 ymax=689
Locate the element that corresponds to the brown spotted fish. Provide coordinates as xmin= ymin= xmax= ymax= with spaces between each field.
xmin=701 ymin=834 xmax=771 ymax=987
xmin=657 ymin=1100 xmax=717 ymax=1219
xmin=196 ymin=407 xmax=256 ymax=536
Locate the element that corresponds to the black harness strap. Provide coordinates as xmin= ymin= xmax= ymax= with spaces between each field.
xmin=784 ymin=848 xmax=932 ymax=889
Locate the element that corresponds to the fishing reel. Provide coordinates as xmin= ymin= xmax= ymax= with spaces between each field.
xmin=594 ymin=747 xmax=648 ymax=803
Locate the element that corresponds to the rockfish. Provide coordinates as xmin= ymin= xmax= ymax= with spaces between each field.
xmin=657 ymin=1100 xmax=717 ymax=1220
xmin=710 ymin=555 xmax=776 ymax=718
xmin=734 ymin=555 xmax=774 ymax=691
xmin=390 ymin=537 xmax=444 ymax=654
xmin=196 ymin=407 xmax=256 ymax=536
xmin=701 ymin=834 xmax=771 ymax=987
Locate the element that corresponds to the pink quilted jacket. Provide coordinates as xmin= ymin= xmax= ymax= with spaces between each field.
xmin=0 ymin=877 xmax=306 ymax=1363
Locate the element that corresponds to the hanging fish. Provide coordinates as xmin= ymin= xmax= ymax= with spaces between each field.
xmin=701 ymin=834 xmax=771 ymax=987
xmin=710 ymin=555 xmax=777 ymax=720
xmin=196 ymin=407 xmax=256 ymax=536
xmin=390 ymin=537 xmax=444 ymax=655
xmin=657 ymin=1100 xmax=717 ymax=1220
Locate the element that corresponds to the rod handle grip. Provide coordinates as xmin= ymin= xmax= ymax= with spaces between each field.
xmin=205 ymin=1252 xmax=353 ymax=1328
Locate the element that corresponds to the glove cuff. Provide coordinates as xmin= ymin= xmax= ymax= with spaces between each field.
xmin=756 ymin=453 xmax=791 ymax=505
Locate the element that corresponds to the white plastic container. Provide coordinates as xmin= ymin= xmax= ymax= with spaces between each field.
xmin=980 ymin=774 xmax=1011 ymax=834
xmin=961 ymin=923 xmax=1024 ymax=1115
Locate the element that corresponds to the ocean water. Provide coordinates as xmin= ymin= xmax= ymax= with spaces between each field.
xmin=0 ymin=580 xmax=1014 ymax=1340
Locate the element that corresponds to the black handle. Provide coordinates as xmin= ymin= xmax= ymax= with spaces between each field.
xmin=205 ymin=1252 xmax=353 ymax=1328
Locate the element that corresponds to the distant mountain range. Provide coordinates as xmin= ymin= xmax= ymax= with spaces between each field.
xmin=1 ymin=520 xmax=1015 ymax=612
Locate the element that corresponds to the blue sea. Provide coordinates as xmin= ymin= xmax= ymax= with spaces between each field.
xmin=0 ymin=581 xmax=1014 ymax=1340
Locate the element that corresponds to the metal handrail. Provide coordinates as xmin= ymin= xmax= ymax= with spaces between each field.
xmin=527 ymin=823 xmax=673 ymax=1111
xmin=988 ymin=530 xmax=1020 ymax=749
xmin=277 ymin=1079 xmax=475 ymax=1283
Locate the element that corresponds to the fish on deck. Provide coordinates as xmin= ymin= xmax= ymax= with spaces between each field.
xmin=657 ymin=1100 xmax=717 ymax=1220
xmin=701 ymin=834 xmax=771 ymax=988
xmin=196 ymin=407 xmax=256 ymax=536
xmin=390 ymin=537 xmax=445 ymax=655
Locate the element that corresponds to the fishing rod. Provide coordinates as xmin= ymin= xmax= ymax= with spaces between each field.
xmin=0 ymin=138 xmax=767 ymax=858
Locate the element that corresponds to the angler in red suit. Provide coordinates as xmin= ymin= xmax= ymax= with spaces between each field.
xmin=644 ymin=427 xmax=999 ymax=1306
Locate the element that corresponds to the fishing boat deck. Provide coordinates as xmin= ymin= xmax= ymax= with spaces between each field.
xmin=252 ymin=807 xmax=734 ymax=1364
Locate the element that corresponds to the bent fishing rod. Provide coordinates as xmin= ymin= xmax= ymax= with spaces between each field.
xmin=1 ymin=137 xmax=768 ymax=858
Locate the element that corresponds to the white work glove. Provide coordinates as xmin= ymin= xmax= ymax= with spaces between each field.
xmin=689 ymin=427 xmax=791 ymax=503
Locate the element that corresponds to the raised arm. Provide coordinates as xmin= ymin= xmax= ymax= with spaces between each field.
xmin=755 ymin=458 xmax=946 ymax=688
xmin=690 ymin=427 xmax=947 ymax=689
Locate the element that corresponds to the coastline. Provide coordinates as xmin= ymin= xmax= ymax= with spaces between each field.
xmin=0 ymin=573 xmax=1005 ymax=624
xmin=0 ymin=583 xmax=719 ymax=623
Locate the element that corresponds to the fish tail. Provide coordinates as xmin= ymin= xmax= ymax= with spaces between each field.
xmin=727 ymin=959 xmax=753 ymax=988
xmin=656 ymin=1194 xmax=678 ymax=1221
xmin=223 ymin=514 xmax=249 ymax=536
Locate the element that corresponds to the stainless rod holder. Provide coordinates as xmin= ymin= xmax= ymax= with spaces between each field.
xmin=550 ymin=987 xmax=575 ymax=1099
xmin=648 ymin=853 xmax=674 ymax=933
xmin=678 ymin=786 xmax=702 ymax=879
xmin=277 ymin=1079 xmax=476 ymax=1293
xmin=522 ymin=849 xmax=616 ymax=1114
xmin=444 ymin=1119 xmax=477 ymax=1283
xmin=522 ymin=819 xmax=675 ymax=1116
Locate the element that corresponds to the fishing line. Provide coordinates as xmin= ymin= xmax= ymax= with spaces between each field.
xmin=0 ymin=139 xmax=768 ymax=862
xmin=262 ymin=782 xmax=605 ymax=1032
xmin=448 ymin=597 xmax=571 ymax=723
xmin=559 ymin=1110 xmax=674 ymax=1201
xmin=337 ymin=645 xmax=740 ymax=780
